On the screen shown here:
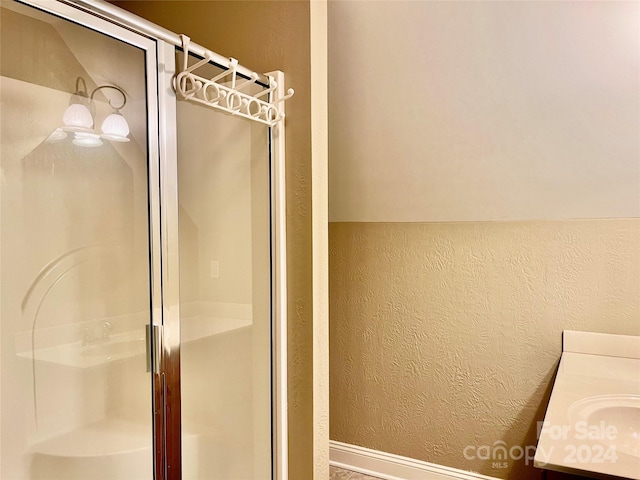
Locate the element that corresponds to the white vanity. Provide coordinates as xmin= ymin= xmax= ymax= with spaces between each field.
xmin=535 ymin=331 xmax=640 ymax=479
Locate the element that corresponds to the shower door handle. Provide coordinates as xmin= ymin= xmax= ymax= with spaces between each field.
xmin=145 ymin=324 xmax=162 ymax=373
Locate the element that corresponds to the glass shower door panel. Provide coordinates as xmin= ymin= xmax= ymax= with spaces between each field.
xmin=177 ymin=59 xmax=273 ymax=479
xmin=0 ymin=3 xmax=155 ymax=479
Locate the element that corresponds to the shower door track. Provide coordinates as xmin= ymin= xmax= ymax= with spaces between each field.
xmin=14 ymin=1 xmax=289 ymax=479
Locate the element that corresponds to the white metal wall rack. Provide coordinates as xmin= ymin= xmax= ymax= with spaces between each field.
xmin=174 ymin=35 xmax=294 ymax=126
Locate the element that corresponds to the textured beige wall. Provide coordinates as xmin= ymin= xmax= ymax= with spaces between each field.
xmin=329 ymin=219 xmax=640 ymax=479
xmin=110 ymin=2 xmax=315 ymax=476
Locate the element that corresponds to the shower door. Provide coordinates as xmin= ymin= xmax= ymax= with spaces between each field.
xmin=174 ymin=54 xmax=274 ymax=480
xmin=1 ymin=1 xmax=284 ymax=479
xmin=0 ymin=1 xmax=163 ymax=478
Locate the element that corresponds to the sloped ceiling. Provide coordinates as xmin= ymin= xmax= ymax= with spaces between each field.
xmin=0 ymin=6 xmax=97 ymax=94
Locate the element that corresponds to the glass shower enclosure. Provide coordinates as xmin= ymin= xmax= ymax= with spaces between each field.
xmin=0 ymin=1 xmax=285 ymax=479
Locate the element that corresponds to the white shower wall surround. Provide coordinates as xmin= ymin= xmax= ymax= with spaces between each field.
xmin=0 ymin=0 xmax=289 ymax=479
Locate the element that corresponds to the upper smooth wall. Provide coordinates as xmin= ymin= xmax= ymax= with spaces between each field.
xmin=329 ymin=1 xmax=640 ymax=222
xmin=110 ymin=1 xmax=315 ymax=477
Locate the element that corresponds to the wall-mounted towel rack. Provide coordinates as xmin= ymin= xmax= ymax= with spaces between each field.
xmin=174 ymin=35 xmax=294 ymax=126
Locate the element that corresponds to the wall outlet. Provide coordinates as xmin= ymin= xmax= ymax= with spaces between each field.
xmin=210 ymin=260 xmax=220 ymax=279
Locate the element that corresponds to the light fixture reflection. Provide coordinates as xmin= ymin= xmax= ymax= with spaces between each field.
xmin=45 ymin=128 xmax=68 ymax=143
xmin=101 ymin=112 xmax=130 ymax=142
xmin=62 ymin=104 xmax=93 ymax=131
xmin=72 ymin=132 xmax=103 ymax=147
xmin=61 ymin=77 xmax=130 ymax=146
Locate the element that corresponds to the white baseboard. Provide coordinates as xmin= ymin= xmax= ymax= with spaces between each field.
xmin=330 ymin=441 xmax=500 ymax=480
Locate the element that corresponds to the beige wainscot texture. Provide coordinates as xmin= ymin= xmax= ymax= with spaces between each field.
xmin=329 ymin=219 xmax=640 ymax=480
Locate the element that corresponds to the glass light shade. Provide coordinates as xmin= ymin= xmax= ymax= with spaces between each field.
xmin=101 ymin=112 xmax=130 ymax=142
xmin=62 ymin=103 xmax=93 ymax=131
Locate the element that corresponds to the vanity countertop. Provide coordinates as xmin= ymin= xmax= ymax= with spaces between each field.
xmin=534 ymin=331 xmax=640 ymax=480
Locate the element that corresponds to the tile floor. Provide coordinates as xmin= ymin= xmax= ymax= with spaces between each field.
xmin=329 ymin=465 xmax=384 ymax=480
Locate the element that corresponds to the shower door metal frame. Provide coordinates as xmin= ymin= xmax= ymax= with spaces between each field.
xmin=268 ymin=70 xmax=289 ymax=480
xmin=155 ymin=39 xmax=182 ymax=480
xmin=11 ymin=1 xmax=289 ymax=479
